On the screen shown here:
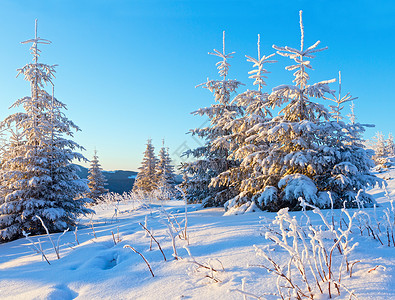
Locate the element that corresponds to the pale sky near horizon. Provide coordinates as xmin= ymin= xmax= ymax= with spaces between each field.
xmin=0 ymin=0 xmax=394 ymax=171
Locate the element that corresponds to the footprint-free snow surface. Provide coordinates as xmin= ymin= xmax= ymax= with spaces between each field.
xmin=1 ymin=169 xmax=395 ymax=299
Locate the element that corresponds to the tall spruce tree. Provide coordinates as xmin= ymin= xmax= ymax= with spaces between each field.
xmin=212 ymin=34 xmax=276 ymax=210
xmin=87 ymin=150 xmax=109 ymax=202
xmin=181 ymin=31 xmax=243 ymax=207
xmin=133 ymin=139 xmax=159 ymax=193
xmin=0 ymin=21 xmax=91 ymax=242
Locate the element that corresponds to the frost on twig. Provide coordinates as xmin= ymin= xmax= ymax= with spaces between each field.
xmin=36 ymin=215 xmax=68 ymax=259
xmin=176 ymin=185 xmax=189 ymax=245
xmin=74 ymin=226 xmax=79 ymax=245
xmin=159 ymin=205 xmax=189 ymax=260
xmin=89 ymin=213 xmax=97 ymax=239
xmin=139 ymin=222 xmax=167 ymax=261
xmin=22 ymin=231 xmax=51 ymax=265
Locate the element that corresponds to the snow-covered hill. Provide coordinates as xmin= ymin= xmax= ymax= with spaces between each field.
xmin=1 ymin=168 xmax=395 ymax=299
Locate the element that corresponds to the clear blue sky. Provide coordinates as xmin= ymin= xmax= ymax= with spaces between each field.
xmin=0 ymin=0 xmax=394 ymax=171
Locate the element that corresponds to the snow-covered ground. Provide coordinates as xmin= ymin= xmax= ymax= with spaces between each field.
xmin=1 ymin=169 xmax=395 ymax=300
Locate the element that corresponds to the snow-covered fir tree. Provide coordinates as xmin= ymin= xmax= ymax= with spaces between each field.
xmin=386 ymin=133 xmax=395 ymax=157
xmin=211 ymin=34 xmax=276 ymax=210
xmin=181 ymin=31 xmax=243 ymax=207
xmin=370 ymin=132 xmax=395 ymax=170
xmin=156 ymin=140 xmax=176 ymax=195
xmin=385 ymin=133 xmax=395 ymax=169
xmin=133 ymin=139 xmax=159 ymax=193
xmin=0 ymin=21 xmax=91 ymax=242
xmin=225 ymin=11 xmax=379 ymax=212
xmin=372 ymin=132 xmax=386 ymax=161
xmin=87 ymin=150 xmax=109 ymax=203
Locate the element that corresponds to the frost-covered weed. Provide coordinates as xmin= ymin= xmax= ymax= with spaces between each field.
xmin=124 ymin=244 xmax=155 ymax=277
xmin=353 ymin=189 xmax=395 ymax=247
xmin=36 ymin=215 xmax=69 ymax=260
xmin=183 ymin=246 xmax=224 ymax=284
xmin=159 ymin=208 xmax=186 ymax=259
xmin=254 ymin=198 xmax=358 ymax=299
xmin=22 ymin=215 xmax=69 ymax=263
xmin=22 ymin=231 xmax=51 ymax=265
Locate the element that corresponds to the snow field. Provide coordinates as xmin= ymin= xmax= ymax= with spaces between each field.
xmin=1 ymin=169 xmax=395 ymax=299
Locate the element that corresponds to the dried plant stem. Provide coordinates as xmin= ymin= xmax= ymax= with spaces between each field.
xmin=167 ymin=223 xmax=179 ymax=260
xmin=139 ymin=222 xmax=167 ymax=261
xmin=176 ymin=186 xmax=189 ymax=244
xmin=22 ymin=231 xmax=51 ymax=265
xmin=36 ymin=215 xmax=58 ymax=258
xmin=349 ymin=261 xmax=360 ymax=278
xmin=36 ymin=215 xmax=68 ymax=260
xmin=124 ymin=245 xmax=154 ymax=277
xmin=111 ymin=231 xmax=117 ymax=245
xmin=90 ymin=214 xmax=97 ymax=239
xmin=74 ymin=227 xmax=79 ymax=245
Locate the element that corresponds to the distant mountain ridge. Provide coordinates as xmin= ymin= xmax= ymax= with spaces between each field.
xmin=74 ymin=165 xmax=137 ymax=194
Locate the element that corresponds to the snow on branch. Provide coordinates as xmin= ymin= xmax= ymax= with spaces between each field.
xmin=272 ymin=10 xmax=328 ymax=89
xmin=325 ymin=72 xmax=358 ymax=122
xmin=305 ymin=79 xmax=336 ymax=99
xmin=21 ymin=19 xmax=52 ymax=63
xmin=245 ymin=34 xmax=276 ymax=91
xmin=208 ymin=31 xmax=236 ymax=79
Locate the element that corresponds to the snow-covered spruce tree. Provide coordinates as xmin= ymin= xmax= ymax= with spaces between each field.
xmin=156 ymin=141 xmax=176 ymax=196
xmin=386 ymin=133 xmax=395 ymax=157
xmin=133 ymin=139 xmax=159 ymax=193
xmin=321 ymin=73 xmax=380 ymax=205
xmin=0 ymin=21 xmax=91 ymax=242
xmin=181 ymin=31 xmax=243 ymax=207
xmin=211 ymin=34 xmax=277 ymax=212
xmin=370 ymin=132 xmax=395 ymax=170
xmin=87 ymin=150 xmax=109 ymax=203
xmin=386 ymin=133 xmax=395 ymax=169
xmin=226 ymin=11 xmax=379 ymax=212
xmin=371 ymin=132 xmax=386 ymax=161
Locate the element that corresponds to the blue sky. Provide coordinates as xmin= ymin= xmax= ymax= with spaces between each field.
xmin=0 ymin=0 xmax=394 ymax=171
